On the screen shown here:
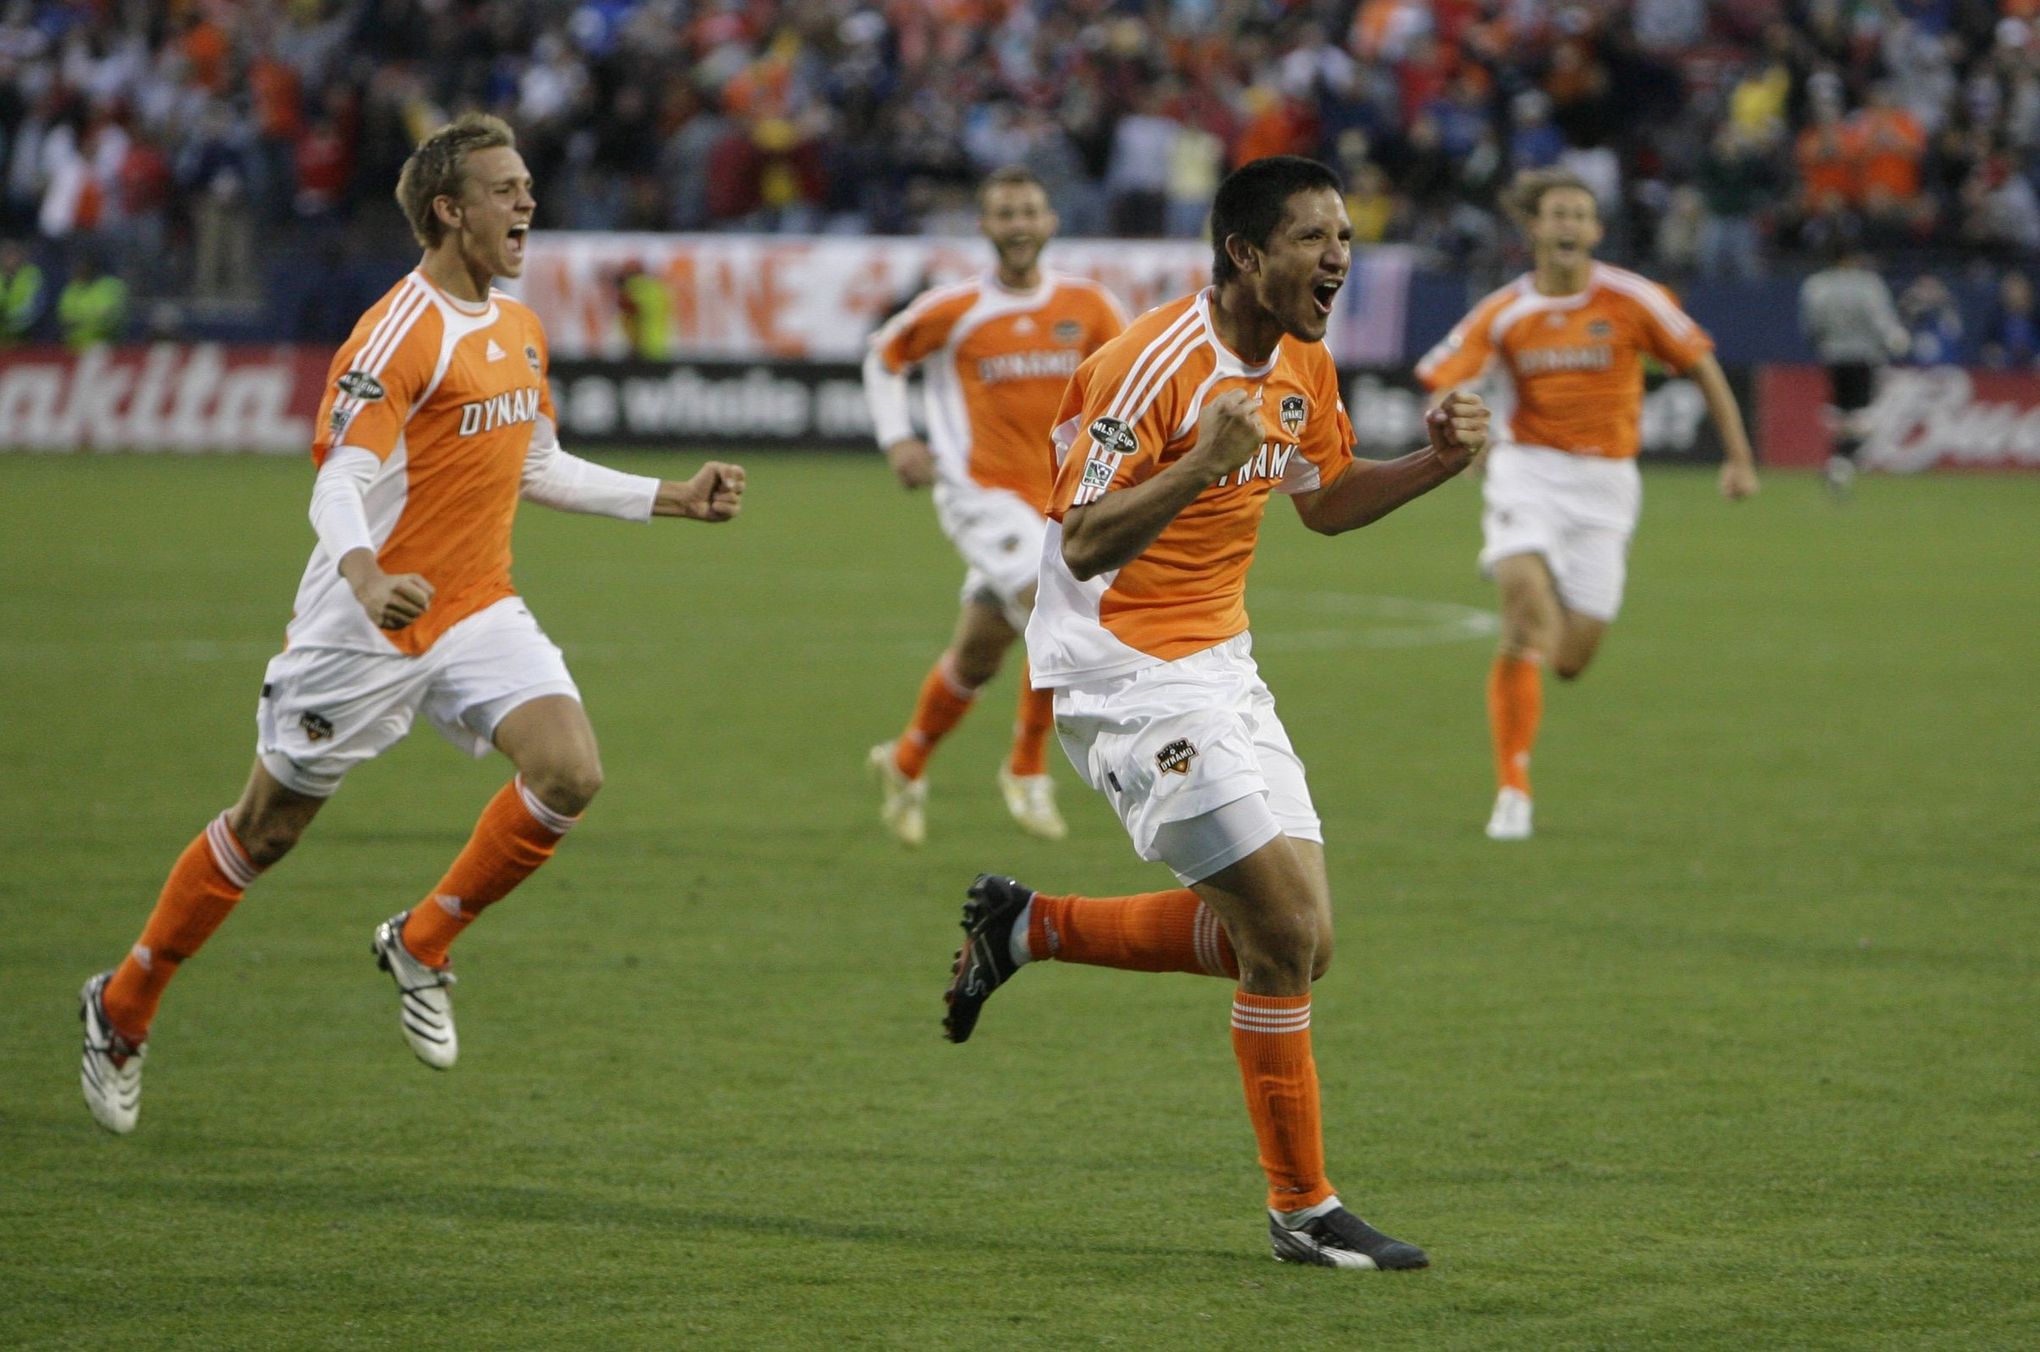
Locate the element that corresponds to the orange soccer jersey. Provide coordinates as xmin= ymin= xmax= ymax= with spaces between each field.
xmin=871 ymin=272 xmax=1125 ymax=507
xmin=293 ymin=270 xmax=555 ymax=656
xmin=1414 ymin=262 xmax=1714 ymax=459
xmin=1027 ymin=290 xmax=1356 ymax=686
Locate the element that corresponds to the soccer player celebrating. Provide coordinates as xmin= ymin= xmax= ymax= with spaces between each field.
xmin=862 ymin=168 xmax=1126 ymax=846
xmin=1416 ymin=169 xmax=1759 ymax=842
xmin=77 ymin=113 xmax=745 ymax=1135
xmin=942 ymin=156 xmax=1489 ymax=1270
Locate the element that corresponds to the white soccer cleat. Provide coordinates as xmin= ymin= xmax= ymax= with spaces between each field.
xmin=79 ymin=971 xmax=146 ymax=1135
xmin=997 ymin=768 xmax=1067 ymax=841
xmin=868 ymin=741 xmax=927 ymax=847
xmin=372 ymin=912 xmax=458 ymax=1069
xmin=1485 ymin=787 xmax=1534 ymax=841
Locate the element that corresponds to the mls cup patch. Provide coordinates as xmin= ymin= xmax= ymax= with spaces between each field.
xmin=1279 ymin=394 xmax=1307 ymax=437
xmin=1088 ymin=416 xmax=1138 ymax=456
xmin=336 ymin=371 xmax=385 ymax=402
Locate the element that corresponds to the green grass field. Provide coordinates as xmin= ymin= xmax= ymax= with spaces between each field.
xmin=1 ymin=452 xmax=2034 ymax=1348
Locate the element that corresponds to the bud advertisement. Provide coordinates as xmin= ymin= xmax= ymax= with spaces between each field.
xmin=1758 ymin=364 xmax=2040 ymax=471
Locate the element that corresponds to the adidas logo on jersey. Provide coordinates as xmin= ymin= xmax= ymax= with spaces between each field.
xmin=485 ymin=339 xmax=507 ymax=362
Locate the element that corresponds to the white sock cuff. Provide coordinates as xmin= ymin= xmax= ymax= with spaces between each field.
xmin=204 ymin=811 xmax=259 ymax=889
xmin=1193 ymin=903 xmax=1228 ymax=977
xmin=514 ymin=777 xmax=580 ymax=835
xmin=1230 ymin=995 xmax=1311 ymax=1034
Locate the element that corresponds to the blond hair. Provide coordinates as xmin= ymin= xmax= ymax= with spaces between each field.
xmin=395 ymin=112 xmax=517 ymax=249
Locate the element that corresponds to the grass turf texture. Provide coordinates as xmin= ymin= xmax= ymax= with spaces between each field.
xmin=1 ymin=452 xmax=2034 ymax=1349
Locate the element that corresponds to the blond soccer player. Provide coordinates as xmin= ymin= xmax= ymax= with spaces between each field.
xmin=78 ymin=113 xmax=745 ymax=1134
xmin=1416 ymin=168 xmax=1759 ymax=841
xmin=862 ymin=167 xmax=1126 ymax=846
xmin=941 ymin=156 xmax=1490 ymax=1270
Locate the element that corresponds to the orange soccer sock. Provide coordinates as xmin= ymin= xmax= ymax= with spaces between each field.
xmin=1487 ymin=651 xmax=1545 ymax=793
xmin=892 ymin=655 xmax=978 ymax=781
xmin=102 ymin=812 xmax=263 ymax=1041
xmin=1231 ymin=992 xmax=1335 ymax=1212
xmin=1027 ymin=889 xmax=1237 ymax=977
xmin=400 ymin=777 xmax=578 ymax=968
xmin=1007 ymin=669 xmax=1054 ymax=778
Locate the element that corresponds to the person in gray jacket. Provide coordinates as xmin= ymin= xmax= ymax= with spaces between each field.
xmin=1799 ymin=244 xmax=1909 ymax=496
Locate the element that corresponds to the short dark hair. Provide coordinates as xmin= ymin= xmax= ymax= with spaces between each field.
xmin=1210 ymin=156 xmax=1343 ymax=285
xmin=395 ymin=112 xmax=517 ymax=249
xmin=978 ymin=165 xmax=1047 ymax=209
xmin=1504 ymin=167 xmax=1595 ymax=228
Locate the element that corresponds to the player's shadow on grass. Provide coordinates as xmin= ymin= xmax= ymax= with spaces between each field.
xmin=144 ymin=1174 xmax=1238 ymax=1260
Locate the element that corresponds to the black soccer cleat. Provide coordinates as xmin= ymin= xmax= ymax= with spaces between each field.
xmin=1269 ymin=1206 xmax=1430 ymax=1271
xmin=942 ymin=873 xmax=1033 ymax=1044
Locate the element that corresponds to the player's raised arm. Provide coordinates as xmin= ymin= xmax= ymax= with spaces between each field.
xmin=1290 ymin=391 xmax=1488 ymax=536
xmin=1683 ymin=352 xmax=1760 ymax=500
xmin=1060 ymin=388 xmax=1263 ymax=580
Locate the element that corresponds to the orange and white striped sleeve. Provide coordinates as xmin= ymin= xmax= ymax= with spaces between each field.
xmin=1415 ymin=285 xmax=1511 ymax=393
xmin=1045 ymin=310 xmax=1205 ymax=519
xmin=1608 ymin=270 xmax=1715 ymax=372
xmin=312 ymin=283 xmax=443 ymax=466
xmin=870 ymin=283 xmax=978 ymax=374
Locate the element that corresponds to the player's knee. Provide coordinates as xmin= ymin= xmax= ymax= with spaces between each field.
xmin=527 ymin=759 xmax=603 ymax=816
xmin=950 ymin=644 xmax=1003 ymax=689
xmin=1235 ymin=912 xmax=1319 ymax=986
xmin=231 ymin=815 xmax=304 ymax=869
xmin=1554 ymin=658 xmax=1588 ymax=681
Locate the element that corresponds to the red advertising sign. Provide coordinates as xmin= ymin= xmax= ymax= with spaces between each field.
xmin=1758 ymin=363 xmax=2040 ymax=471
xmin=0 ymin=344 xmax=327 ymax=454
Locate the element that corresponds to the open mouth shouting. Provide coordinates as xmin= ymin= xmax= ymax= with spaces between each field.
xmin=1311 ymin=275 xmax=1344 ymax=317
xmin=505 ymin=222 xmax=529 ymax=264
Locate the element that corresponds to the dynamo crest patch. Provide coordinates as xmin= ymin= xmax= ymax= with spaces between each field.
xmin=1155 ymin=738 xmax=1197 ymax=776
xmin=336 ymin=370 xmax=385 ymax=402
xmin=1279 ymin=394 xmax=1307 ymax=437
xmin=1088 ymin=416 xmax=1138 ymax=457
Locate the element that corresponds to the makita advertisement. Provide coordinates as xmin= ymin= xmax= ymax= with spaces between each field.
xmin=0 ymin=344 xmax=321 ymax=454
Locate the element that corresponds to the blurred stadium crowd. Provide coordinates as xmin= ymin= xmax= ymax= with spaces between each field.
xmin=0 ymin=0 xmax=2036 ymax=360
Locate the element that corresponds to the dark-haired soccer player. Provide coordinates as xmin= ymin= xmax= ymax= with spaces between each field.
xmin=862 ymin=167 xmax=1125 ymax=846
xmin=1417 ymin=169 xmax=1758 ymax=841
xmin=943 ymin=156 xmax=1490 ymax=1270
xmin=79 ymin=113 xmax=746 ymax=1134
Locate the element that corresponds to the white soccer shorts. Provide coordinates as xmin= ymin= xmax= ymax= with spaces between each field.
xmin=1479 ymin=443 xmax=1643 ymax=622
xmin=933 ymin=479 xmax=1048 ymax=633
xmin=255 ymin=596 xmax=580 ymax=798
xmin=1052 ymin=632 xmax=1323 ymax=884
